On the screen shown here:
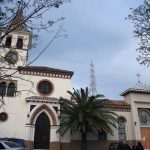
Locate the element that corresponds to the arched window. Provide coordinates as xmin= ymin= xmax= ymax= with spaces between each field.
xmin=0 ymin=82 xmax=6 ymax=97
xmin=118 ymin=117 xmax=126 ymax=140
xmin=16 ymin=38 xmax=23 ymax=48
xmin=139 ymin=109 xmax=150 ymax=126
xmin=5 ymin=36 xmax=12 ymax=47
xmin=7 ymin=83 xmax=16 ymax=97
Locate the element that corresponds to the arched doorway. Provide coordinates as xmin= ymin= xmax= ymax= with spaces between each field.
xmin=34 ymin=112 xmax=50 ymax=149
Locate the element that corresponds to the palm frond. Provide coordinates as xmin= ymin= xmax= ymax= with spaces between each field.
xmin=58 ymin=87 xmax=117 ymax=138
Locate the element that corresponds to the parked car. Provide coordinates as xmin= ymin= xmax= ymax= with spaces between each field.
xmin=0 ymin=140 xmax=26 ymax=149
xmin=0 ymin=138 xmax=27 ymax=148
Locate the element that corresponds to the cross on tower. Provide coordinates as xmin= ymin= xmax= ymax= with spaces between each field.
xmin=137 ymin=73 xmax=141 ymax=84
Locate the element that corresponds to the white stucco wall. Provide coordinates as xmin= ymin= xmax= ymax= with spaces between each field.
xmin=108 ymin=110 xmax=133 ymax=141
xmin=71 ymin=109 xmax=133 ymax=141
xmin=0 ymin=28 xmax=73 ymax=144
xmin=124 ymin=93 xmax=150 ymax=141
xmin=0 ymin=72 xmax=72 ymax=142
xmin=124 ymin=93 xmax=132 ymax=105
xmin=0 ymin=30 xmax=31 ymax=68
xmin=16 ymin=74 xmax=72 ymax=99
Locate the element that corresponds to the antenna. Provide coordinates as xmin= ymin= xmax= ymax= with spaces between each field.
xmin=137 ymin=73 xmax=141 ymax=84
xmin=90 ymin=60 xmax=97 ymax=95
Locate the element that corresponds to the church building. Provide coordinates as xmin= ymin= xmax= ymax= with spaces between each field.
xmin=0 ymin=11 xmax=73 ymax=150
xmin=0 ymin=12 xmax=150 ymax=150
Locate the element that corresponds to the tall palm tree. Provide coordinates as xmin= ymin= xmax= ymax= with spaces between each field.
xmin=58 ymin=87 xmax=117 ymax=150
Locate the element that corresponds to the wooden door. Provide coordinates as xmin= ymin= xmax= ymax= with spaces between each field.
xmin=141 ymin=127 xmax=150 ymax=149
xmin=34 ymin=112 xmax=50 ymax=149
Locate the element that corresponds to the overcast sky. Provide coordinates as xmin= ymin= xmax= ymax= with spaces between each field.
xmin=29 ymin=0 xmax=150 ymax=99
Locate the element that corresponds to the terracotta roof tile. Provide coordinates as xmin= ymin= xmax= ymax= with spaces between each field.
xmin=18 ymin=66 xmax=74 ymax=77
xmin=102 ymin=100 xmax=130 ymax=107
xmin=121 ymin=83 xmax=150 ymax=96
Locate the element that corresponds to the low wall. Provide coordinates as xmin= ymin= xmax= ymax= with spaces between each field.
xmin=26 ymin=140 xmax=137 ymax=150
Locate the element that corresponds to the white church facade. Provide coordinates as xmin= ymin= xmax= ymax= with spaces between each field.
xmin=0 ymin=12 xmax=150 ymax=150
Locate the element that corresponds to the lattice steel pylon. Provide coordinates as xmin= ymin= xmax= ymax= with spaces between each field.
xmin=90 ymin=60 xmax=97 ymax=95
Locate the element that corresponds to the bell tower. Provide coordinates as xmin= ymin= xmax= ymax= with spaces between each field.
xmin=0 ymin=10 xmax=32 ymax=68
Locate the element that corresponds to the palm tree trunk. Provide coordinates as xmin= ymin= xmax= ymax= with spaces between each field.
xmin=81 ymin=131 xmax=87 ymax=150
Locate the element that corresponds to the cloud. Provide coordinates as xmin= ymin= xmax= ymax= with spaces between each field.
xmin=29 ymin=0 xmax=149 ymax=99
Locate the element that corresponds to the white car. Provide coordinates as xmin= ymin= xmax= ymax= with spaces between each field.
xmin=0 ymin=140 xmax=26 ymax=150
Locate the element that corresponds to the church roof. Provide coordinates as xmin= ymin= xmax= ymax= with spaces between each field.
xmin=18 ymin=66 xmax=74 ymax=78
xmin=103 ymin=99 xmax=130 ymax=107
xmin=25 ymin=95 xmax=130 ymax=111
xmin=102 ymin=99 xmax=130 ymax=111
xmin=9 ymin=10 xmax=28 ymax=31
xmin=120 ymin=83 xmax=150 ymax=96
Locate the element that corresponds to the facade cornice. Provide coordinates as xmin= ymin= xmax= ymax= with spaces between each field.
xmin=102 ymin=105 xmax=130 ymax=112
xmin=18 ymin=66 xmax=74 ymax=79
xmin=0 ymin=27 xmax=32 ymax=35
xmin=72 ymin=99 xmax=131 ymax=112
xmin=102 ymin=100 xmax=131 ymax=112
xmin=25 ymin=96 xmax=59 ymax=104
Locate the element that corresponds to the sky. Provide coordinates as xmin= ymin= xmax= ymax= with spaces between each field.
xmin=29 ymin=0 xmax=150 ymax=100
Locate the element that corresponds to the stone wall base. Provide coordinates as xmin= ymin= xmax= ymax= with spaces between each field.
xmin=70 ymin=140 xmax=137 ymax=150
xmin=25 ymin=140 xmax=138 ymax=150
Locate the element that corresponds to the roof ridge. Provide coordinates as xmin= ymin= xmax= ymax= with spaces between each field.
xmin=121 ymin=83 xmax=150 ymax=96
xmin=21 ymin=65 xmax=73 ymax=72
xmin=18 ymin=65 xmax=74 ymax=78
xmin=9 ymin=10 xmax=27 ymax=31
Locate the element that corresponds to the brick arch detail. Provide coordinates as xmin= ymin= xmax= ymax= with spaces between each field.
xmin=118 ymin=116 xmax=127 ymax=122
xmin=30 ymin=104 xmax=57 ymax=125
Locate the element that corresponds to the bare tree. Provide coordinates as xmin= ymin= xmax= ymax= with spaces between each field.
xmin=0 ymin=0 xmax=67 ymax=77
xmin=0 ymin=0 xmax=66 ymax=41
xmin=0 ymin=0 xmax=68 ymax=108
xmin=128 ymin=0 xmax=150 ymax=66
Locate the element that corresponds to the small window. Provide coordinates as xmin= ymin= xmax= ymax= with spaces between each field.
xmin=5 ymin=36 xmax=12 ymax=47
xmin=7 ymin=83 xmax=16 ymax=97
xmin=118 ymin=117 xmax=126 ymax=140
xmin=0 ymin=82 xmax=6 ymax=97
xmin=5 ymin=51 xmax=18 ymax=64
xmin=37 ymin=80 xmax=53 ymax=95
xmin=138 ymin=108 xmax=150 ymax=126
xmin=0 ymin=112 xmax=8 ymax=122
xmin=16 ymin=38 xmax=23 ymax=49
xmin=30 ymin=105 xmax=36 ymax=112
xmin=53 ymin=106 xmax=58 ymax=113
